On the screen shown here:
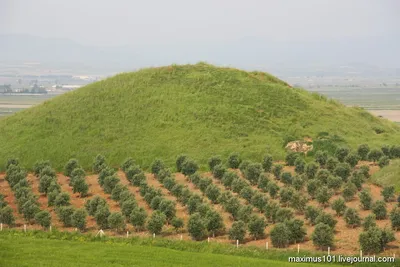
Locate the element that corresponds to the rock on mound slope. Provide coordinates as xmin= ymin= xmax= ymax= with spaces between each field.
xmin=0 ymin=62 xmax=399 ymax=171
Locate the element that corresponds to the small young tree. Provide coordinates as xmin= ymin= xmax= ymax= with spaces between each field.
xmin=158 ymin=199 xmax=176 ymax=222
xmin=257 ymin=174 xmax=269 ymax=192
xmin=244 ymin=163 xmax=263 ymax=185
xmin=85 ymin=195 xmax=107 ymax=216
xmin=279 ymin=187 xmax=295 ymax=206
xmin=54 ymin=192 xmax=71 ymax=207
xmin=316 ymin=169 xmax=330 ymax=184
xmin=390 ymin=145 xmax=400 ymax=158
xmin=368 ymin=149 xmax=383 ymax=162
xmin=0 ymin=206 xmax=15 ymax=226
xmin=224 ymin=197 xmax=241 ymax=219
xmin=122 ymin=199 xmax=138 ymax=218
xmin=275 ymin=208 xmax=294 ymax=223
xmin=344 ymin=208 xmax=361 ymax=228
xmin=267 ymin=181 xmax=279 ymax=199
xmin=187 ymin=194 xmax=203 ymax=214
xmin=130 ymin=207 xmax=147 ymax=231
xmin=171 ymin=217 xmax=184 ymax=232
xmin=331 ymin=198 xmax=346 ymax=216
xmin=292 ymin=176 xmax=305 ymax=191
xmin=147 ymin=210 xmax=166 ymax=235
xmin=103 ymin=175 xmax=120 ymax=194
xmin=111 ymin=184 xmax=128 ymax=202
xmin=357 ymin=144 xmax=370 ymax=160
xmin=272 ymin=164 xmax=283 ymax=179
xmin=176 ymin=154 xmax=188 ymax=172
xmin=312 ymin=223 xmax=334 ymax=249
xmin=239 ymin=187 xmax=254 ymax=203
xmin=239 ymin=160 xmax=251 ymax=174
xmin=94 ymin=205 xmax=111 ymax=229
xmin=121 ymin=157 xmax=135 ymax=173
xmin=285 ymin=218 xmax=307 ymax=244
xmin=345 ymin=153 xmax=360 ymax=168
xmin=33 ymin=160 xmax=51 ymax=177
xmin=359 ymin=165 xmax=370 ymax=179
xmin=305 ymin=162 xmax=318 ymax=179
xmin=281 ymin=172 xmax=292 ymax=186
xmin=211 ymin=164 xmax=226 ymax=180
xmin=270 ymin=223 xmax=290 ymax=247
xmin=163 ymin=176 xmax=176 ymax=191
xmin=108 ymin=212 xmax=125 ymax=232
xmin=231 ymin=178 xmax=248 ymax=194
xmin=92 ymin=154 xmax=106 ymax=174
xmin=64 ymin=159 xmax=80 ymax=177
xmin=222 ymin=171 xmax=239 ymax=189
xmin=251 ymin=192 xmax=268 ymax=212
xmin=359 ymin=227 xmax=395 ymax=254
xmin=307 ymin=179 xmax=321 ymax=199
xmin=372 ymin=200 xmax=387 ymax=220
xmin=315 ymin=151 xmax=328 ymax=167
xmin=208 ymin=156 xmax=222 ymax=171
xmin=326 ymin=157 xmax=339 ymax=172
xmin=334 ymin=163 xmax=351 ymax=181
xmin=237 ymin=205 xmax=253 ymax=223
xmin=228 ymin=220 xmax=247 ymax=243
xmin=335 ymin=147 xmax=349 ymax=163
xmin=57 ymin=206 xmax=74 ymax=227
xmin=363 ymin=214 xmax=377 ymax=231
xmin=359 ymin=189 xmax=373 ymax=210
xmin=381 ymin=185 xmax=395 ymax=202
xmin=389 ymin=207 xmax=400 ymax=231
xmin=350 ymin=172 xmax=364 ymax=191
xmin=181 ymin=159 xmax=199 ymax=176
xmin=294 ymin=158 xmax=305 ymax=174
xmin=227 ymin=152 xmax=242 ymax=169
xmin=205 ymin=210 xmax=225 ymax=237
xmin=39 ymin=175 xmax=55 ymax=195
xmin=34 ymin=210 xmax=51 ymax=229
xmin=125 ymin=165 xmax=141 ymax=184
xmin=198 ymin=177 xmax=212 ymax=193
xmin=342 ymin=182 xmax=357 ymax=202
xmin=72 ymin=208 xmax=87 ymax=231
xmin=315 ymin=212 xmax=337 ymax=229
xmin=290 ymin=192 xmax=308 ymax=213
xmin=264 ymin=201 xmax=279 ymax=223
xmin=72 ymin=177 xmax=89 ymax=197
xmin=150 ymin=159 xmax=165 ymax=175
xmin=248 ymin=215 xmax=266 ymax=240
xmin=315 ymin=186 xmax=332 ymax=207
xmin=327 ymin=175 xmax=342 ymax=192
xmin=378 ymin=156 xmax=390 ymax=168
xmin=187 ymin=212 xmax=207 ymax=240
xmin=286 ymin=152 xmax=300 ymax=166
xmin=69 ymin=167 xmax=85 ymax=186
xmin=262 ymin=154 xmax=273 ymax=172
xmin=305 ymin=205 xmax=321 ymax=225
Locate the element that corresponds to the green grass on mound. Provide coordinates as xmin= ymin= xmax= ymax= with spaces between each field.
xmin=372 ymin=159 xmax=400 ymax=192
xmin=0 ymin=63 xmax=399 ymax=171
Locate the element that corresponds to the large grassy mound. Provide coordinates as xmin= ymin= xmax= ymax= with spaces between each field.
xmin=0 ymin=62 xmax=399 ymax=171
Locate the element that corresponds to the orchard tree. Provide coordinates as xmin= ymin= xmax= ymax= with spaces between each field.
xmin=294 ymin=158 xmax=305 ymax=174
xmin=222 ymin=171 xmax=239 ymax=189
xmin=378 ymin=156 xmax=390 ymax=168
xmin=147 ymin=210 xmax=166 ymax=235
xmin=305 ymin=162 xmax=318 ymax=179
xmin=237 ymin=205 xmax=253 ymax=223
xmin=335 ymin=147 xmax=349 ymax=163
xmin=159 ymin=199 xmax=176 ymax=222
xmin=381 ymin=186 xmax=395 ymax=202
xmin=334 ymin=163 xmax=351 ymax=181
xmin=150 ymin=196 xmax=162 ymax=210
xmin=316 ymin=169 xmax=330 ymax=184
xmin=64 ymin=159 xmax=80 ymax=177
xmin=267 ymin=182 xmax=279 ymax=199
xmin=103 ymin=175 xmax=120 ymax=194
xmin=315 ymin=151 xmax=328 ymax=167
xmin=94 ymin=205 xmax=111 ymax=229
xmin=92 ymin=154 xmax=106 ymax=174
xmin=85 ymin=195 xmax=107 ymax=216
xmin=305 ymin=205 xmax=321 ymax=225
xmin=39 ymin=175 xmax=55 ymax=195
xmin=342 ymin=182 xmax=357 ymax=202
xmin=264 ymin=201 xmax=280 ymax=223
xmin=359 ymin=189 xmax=373 ymax=210
xmin=292 ymin=176 xmax=305 ymax=191
xmin=357 ymin=144 xmax=370 ymax=160
xmin=363 ymin=214 xmax=377 ymax=231
xmin=150 ymin=159 xmax=165 ymax=175
xmin=345 ymin=153 xmax=360 ymax=168
xmin=72 ymin=177 xmax=89 ymax=197
xmin=57 ymin=206 xmax=74 ymax=227
xmin=331 ymin=198 xmax=346 ymax=216
xmin=281 ymin=172 xmax=293 ymax=186
xmin=344 ymin=208 xmax=361 ymax=228
xmin=326 ymin=157 xmax=339 ymax=172
xmin=372 ymin=200 xmax=387 ymax=220
xmin=312 ymin=223 xmax=334 ymax=249
xmin=316 ymin=186 xmax=332 ymax=207
xmin=108 ymin=212 xmax=125 ymax=232
xmin=251 ymin=193 xmax=268 ymax=212
xmin=286 ymin=152 xmax=300 ymax=166
xmin=248 ymin=215 xmax=266 ymax=240
xmin=359 ymin=227 xmax=395 ymax=253
xmin=285 ymin=218 xmax=307 ymax=244
xmin=315 ymin=212 xmax=337 ymax=229
xmin=389 ymin=207 xmax=400 ymax=231
xmin=272 ymin=164 xmax=283 ymax=179
xmin=0 ymin=206 xmax=15 ymax=226
xmin=231 ymin=178 xmax=248 ymax=194
xmin=359 ymin=165 xmax=370 ymax=178
xmin=228 ymin=220 xmax=247 ymax=243
xmin=239 ymin=160 xmax=251 ymax=174
xmin=227 ymin=152 xmax=241 ymax=169
xmin=121 ymin=157 xmax=135 ymax=173
xmin=212 ymin=164 xmax=226 ymax=180
xmin=72 ymin=208 xmax=87 ymax=231
xmin=130 ymin=207 xmax=147 ymax=231
xmin=244 ymin=163 xmax=263 ymax=185
xmin=208 ymin=156 xmax=222 ymax=171
xmin=198 ymin=177 xmax=212 ymax=193
xmin=175 ymin=154 xmax=188 ymax=172
xmin=327 ymin=176 xmax=342 ymax=192
xmin=240 ymin=186 xmax=255 ymax=203
xmin=181 ymin=159 xmax=199 ymax=176
xmin=187 ymin=194 xmax=203 ymax=214
xmin=33 ymin=160 xmax=51 ymax=177
xmin=307 ymin=179 xmax=321 ymax=199
xmin=34 ymin=210 xmax=51 ymax=229
xmin=257 ymin=174 xmax=269 ymax=192
xmin=54 ymin=192 xmax=70 ymax=207
xmin=205 ymin=210 xmax=225 ymax=237
xmin=262 ymin=155 xmax=273 ymax=172
xmin=279 ymin=187 xmax=295 ymax=206
xmin=225 ymin=197 xmax=241 ymax=219
xmin=368 ymin=149 xmax=383 ymax=162
xmin=111 ymin=184 xmax=128 ymax=202
xmin=275 ymin=208 xmax=294 ymax=223
xmin=350 ymin=172 xmax=364 ymax=191
xmin=270 ymin=223 xmax=290 ymax=247
xmin=171 ymin=217 xmax=184 ymax=232
xmin=290 ymin=192 xmax=308 ymax=213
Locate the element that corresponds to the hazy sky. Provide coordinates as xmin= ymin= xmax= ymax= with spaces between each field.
xmin=1 ymin=0 xmax=399 ymax=46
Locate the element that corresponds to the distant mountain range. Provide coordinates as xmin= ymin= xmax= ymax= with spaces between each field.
xmin=0 ymin=34 xmax=399 ymax=73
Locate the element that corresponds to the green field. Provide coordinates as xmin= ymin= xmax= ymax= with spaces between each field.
xmin=0 ymin=231 xmax=393 ymax=267
xmin=0 ymin=63 xmax=399 ymax=171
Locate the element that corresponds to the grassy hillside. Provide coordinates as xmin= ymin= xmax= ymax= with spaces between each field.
xmin=0 ymin=62 xmax=399 ymax=171
xmin=372 ymin=159 xmax=400 ymax=192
